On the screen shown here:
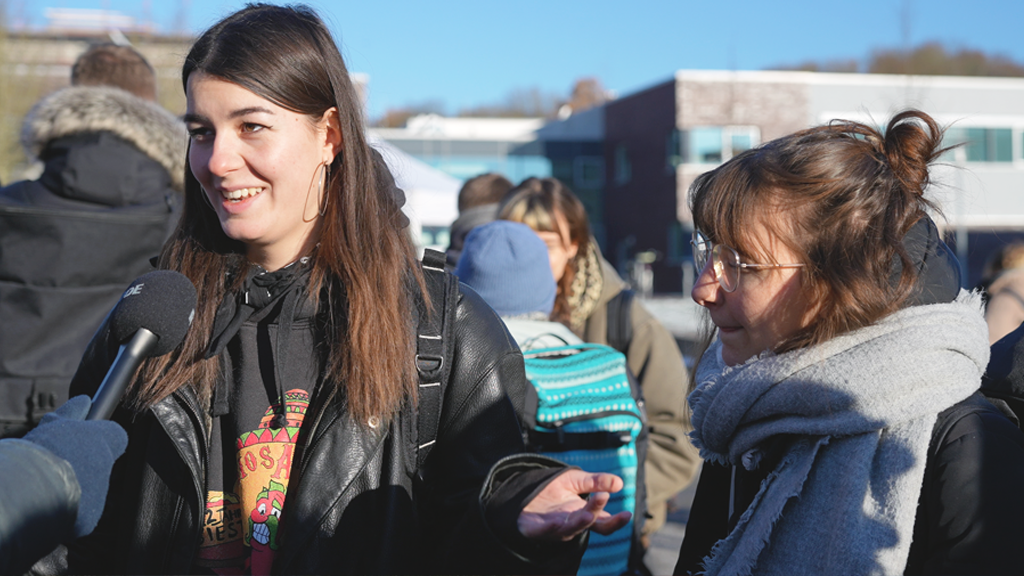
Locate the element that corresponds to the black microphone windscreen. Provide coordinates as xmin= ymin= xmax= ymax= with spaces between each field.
xmin=110 ymin=270 xmax=197 ymax=357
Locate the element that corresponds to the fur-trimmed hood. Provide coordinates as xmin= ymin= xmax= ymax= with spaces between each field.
xmin=21 ymin=86 xmax=187 ymax=191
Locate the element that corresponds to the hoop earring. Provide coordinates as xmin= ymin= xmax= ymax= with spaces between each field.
xmin=318 ymin=163 xmax=331 ymax=216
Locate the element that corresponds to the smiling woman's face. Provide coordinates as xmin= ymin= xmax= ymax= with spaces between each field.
xmin=185 ymin=72 xmax=340 ymax=271
xmin=690 ymin=218 xmax=815 ymax=366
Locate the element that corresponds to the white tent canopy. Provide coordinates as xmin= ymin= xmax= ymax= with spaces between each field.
xmin=369 ymin=135 xmax=461 ymax=250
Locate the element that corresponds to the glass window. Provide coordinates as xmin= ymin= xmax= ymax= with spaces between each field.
xmin=666 ymin=130 xmax=682 ymax=170
xmin=689 ymin=127 xmax=724 ymax=163
xmin=679 ymin=126 xmax=760 ymax=165
xmin=574 ymin=156 xmax=604 ymax=188
xmin=994 ymin=128 xmax=1013 ymax=162
xmin=614 ymin=144 xmax=631 ymax=185
xmin=943 ymin=127 xmax=1013 ymax=163
xmin=420 ymin=226 xmax=450 ymax=249
xmin=730 ymin=131 xmax=755 ymax=154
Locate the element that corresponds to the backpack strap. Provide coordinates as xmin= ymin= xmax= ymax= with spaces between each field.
xmin=415 ymin=248 xmax=458 ymax=472
xmin=606 ymin=289 xmax=635 ymax=354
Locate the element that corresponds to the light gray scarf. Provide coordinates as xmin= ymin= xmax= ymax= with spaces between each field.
xmin=688 ymin=290 xmax=989 ymax=576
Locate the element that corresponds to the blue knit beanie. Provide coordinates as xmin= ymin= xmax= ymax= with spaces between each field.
xmin=454 ymin=221 xmax=556 ymax=317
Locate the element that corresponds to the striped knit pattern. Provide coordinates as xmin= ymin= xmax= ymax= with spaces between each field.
xmin=524 ymin=344 xmax=643 ymax=576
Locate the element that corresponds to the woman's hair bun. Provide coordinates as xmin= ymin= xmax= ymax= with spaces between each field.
xmin=880 ymin=110 xmax=944 ymax=198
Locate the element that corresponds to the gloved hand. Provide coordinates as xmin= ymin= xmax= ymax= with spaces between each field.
xmin=22 ymin=395 xmax=128 ymax=538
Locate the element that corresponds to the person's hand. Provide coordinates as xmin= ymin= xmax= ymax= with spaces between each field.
xmin=23 ymin=395 xmax=128 ymax=538
xmin=517 ymin=470 xmax=632 ymax=542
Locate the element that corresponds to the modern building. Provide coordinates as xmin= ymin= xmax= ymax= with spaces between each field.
xmin=604 ymin=70 xmax=1024 ymax=292
xmin=371 ymin=115 xmax=551 ymax=183
xmin=369 ymin=106 xmax=607 ymax=244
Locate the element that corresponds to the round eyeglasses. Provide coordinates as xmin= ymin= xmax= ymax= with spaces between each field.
xmin=690 ymin=231 xmax=805 ymax=293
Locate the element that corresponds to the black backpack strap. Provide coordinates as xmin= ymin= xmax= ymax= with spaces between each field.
xmin=415 ymin=249 xmax=458 ymax=472
xmin=606 ymin=289 xmax=635 ymax=354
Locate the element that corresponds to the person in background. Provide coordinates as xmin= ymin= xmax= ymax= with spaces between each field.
xmin=499 ymin=177 xmax=700 ymax=546
xmin=455 ymin=220 xmax=581 ymax=350
xmin=0 ymin=396 xmax=126 ymax=575
xmin=0 ymin=43 xmax=185 ymax=438
xmin=61 ymin=5 xmax=629 ymax=574
xmin=983 ymin=241 xmax=1024 ymax=343
xmin=676 ymin=110 xmax=1024 ymax=575
xmin=445 ymin=172 xmax=513 ymax=267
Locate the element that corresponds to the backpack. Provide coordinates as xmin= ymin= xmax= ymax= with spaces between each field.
xmin=415 ymin=250 xmax=649 ymax=574
xmin=521 ymin=342 xmax=649 ymax=576
xmin=414 ymin=249 xmax=459 ymax=472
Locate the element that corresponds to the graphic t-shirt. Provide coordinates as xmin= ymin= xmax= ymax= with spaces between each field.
xmin=196 ymin=389 xmax=309 ymax=575
xmin=192 ymin=283 xmax=322 ymax=576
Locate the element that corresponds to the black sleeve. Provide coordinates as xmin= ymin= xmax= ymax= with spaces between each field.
xmin=908 ymin=398 xmax=1024 ymax=575
xmin=674 ymin=462 xmax=731 ymax=575
xmin=0 ymin=440 xmax=79 ymax=575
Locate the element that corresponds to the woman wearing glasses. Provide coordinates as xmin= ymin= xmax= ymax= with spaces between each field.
xmin=674 ymin=110 xmax=1024 ymax=575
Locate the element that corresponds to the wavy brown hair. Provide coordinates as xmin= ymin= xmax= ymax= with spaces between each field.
xmin=498 ymin=177 xmax=591 ymax=326
xmin=128 ymin=3 xmax=422 ymax=425
xmin=690 ymin=110 xmax=948 ymax=367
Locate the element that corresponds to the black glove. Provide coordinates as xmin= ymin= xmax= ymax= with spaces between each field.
xmin=22 ymin=395 xmax=128 ymax=537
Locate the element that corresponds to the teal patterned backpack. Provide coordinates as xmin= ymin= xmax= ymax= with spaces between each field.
xmin=522 ymin=343 xmax=648 ymax=576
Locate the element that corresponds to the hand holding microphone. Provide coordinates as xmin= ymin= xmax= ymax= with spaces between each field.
xmin=86 ymin=270 xmax=197 ymax=420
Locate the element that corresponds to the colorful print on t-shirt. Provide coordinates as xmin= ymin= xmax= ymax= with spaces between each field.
xmin=198 ymin=388 xmax=310 ymax=575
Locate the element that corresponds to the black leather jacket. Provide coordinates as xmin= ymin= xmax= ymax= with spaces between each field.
xmin=64 ymin=282 xmax=581 ymax=575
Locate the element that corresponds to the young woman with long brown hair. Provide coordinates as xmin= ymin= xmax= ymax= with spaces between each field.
xmin=62 ymin=5 xmax=627 ymax=574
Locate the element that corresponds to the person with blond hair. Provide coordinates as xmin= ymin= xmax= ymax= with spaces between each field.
xmin=499 ymin=177 xmax=700 ymax=551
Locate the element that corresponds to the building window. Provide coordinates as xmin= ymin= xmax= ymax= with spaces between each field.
xmin=419 ymin=226 xmax=450 ymax=250
xmin=667 ymin=131 xmax=682 ymax=170
xmin=944 ymin=127 xmax=1013 ymax=163
xmin=675 ymin=126 xmax=760 ymax=166
xmin=614 ymin=144 xmax=631 ymax=185
xmin=573 ymin=156 xmax=604 ymax=189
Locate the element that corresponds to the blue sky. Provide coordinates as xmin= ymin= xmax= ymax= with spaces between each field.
xmin=11 ymin=0 xmax=1024 ymax=120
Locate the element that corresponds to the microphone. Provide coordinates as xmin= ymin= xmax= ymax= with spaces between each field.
xmin=86 ymin=271 xmax=197 ymax=420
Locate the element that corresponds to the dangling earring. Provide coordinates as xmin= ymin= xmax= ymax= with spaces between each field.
xmin=318 ymin=162 xmax=331 ymax=216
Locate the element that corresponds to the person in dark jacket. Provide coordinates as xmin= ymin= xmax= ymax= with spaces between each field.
xmin=58 ymin=5 xmax=629 ymax=575
xmin=675 ymin=110 xmax=1024 ymax=576
xmin=0 ymin=43 xmax=184 ymax=438
xmin=445 ymin=172 xmax=513 ymax=267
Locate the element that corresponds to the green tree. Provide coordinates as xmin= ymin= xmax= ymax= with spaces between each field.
xmin=771 ymin=42 xmax=1024 ymax=78
xmin=869 ymin=42 xmax=1024 ymax=77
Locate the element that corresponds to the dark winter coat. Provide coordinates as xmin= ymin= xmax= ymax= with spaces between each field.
xmin=0 ymin=439 xmax=79 ymax=575
xmin=0 ymin=86 xmax=185 ymax=436
xmin=61 ymin=279 xmax=583 ymax=575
